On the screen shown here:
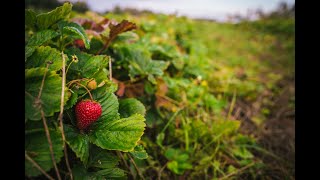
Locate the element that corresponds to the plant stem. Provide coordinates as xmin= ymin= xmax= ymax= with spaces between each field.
xmin=25 ymin=152 xmax=55 ymax=180
xmin=41 ymin=110 xmax=62 ymax=180
xmin=66 ymin=78 xmax=91 ymax=88
xmin=182 ymin=116 xmax=189 ymax=151
xmin=161 ymin=108 xmax=182 ymax=134
xmin=109 ymin=58 xmax=112 ymax=81
xmin=128 ymin=153 xmax=145 ymax=180
xmin=227 ymin=90 xmax=237 ymax=120
xmin=157 ymin=162 xmax=168 ymax=180
xmin=37 ymin=63 xmax=50 ymax=99
xmin=59 ymin=51 xmax=73 ymax=180
xmin=76 ymin=82 xmax=93 ymax=101
xmin=36 ymin=63 xmax=61 ymax=180
xmin=117 ymin=151 xmax=134 ymax=176
xmin=65 ymin=60 xmax=73 ymax=76
xmin=96 ymin=39 xmax=111 ymax=55
xmin=218 ymin=162 xmax=254 ymax=180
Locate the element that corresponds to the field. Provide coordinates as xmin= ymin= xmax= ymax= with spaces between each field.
xmin=25 ymin=2 xmax=295 ymax=179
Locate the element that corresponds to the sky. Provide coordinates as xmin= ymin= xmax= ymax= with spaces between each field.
xmin=62 ymin=0 xmax=295 ymax=21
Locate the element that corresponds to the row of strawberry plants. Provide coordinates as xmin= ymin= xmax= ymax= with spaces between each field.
xmin=25 ymin=2 xmax=263 ymax=179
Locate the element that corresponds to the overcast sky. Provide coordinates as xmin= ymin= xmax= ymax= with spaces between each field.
xmin=61 ymin=0 xmax=295 ymax=21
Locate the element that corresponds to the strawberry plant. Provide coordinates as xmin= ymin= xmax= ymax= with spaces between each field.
xmin=25 ymin=3 xmax=147 ymax=179
xmin=26 ymin=2 xmax=294 ymax=179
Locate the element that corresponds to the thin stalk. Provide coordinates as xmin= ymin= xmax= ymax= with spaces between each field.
xmin=25 ymin=152 xmax=55 ymax=180
xmin=109 ymin=58 xmax=112 ymax=81
xmin=65 ymin=60 xmax=73 ymax=76
xmin=161 ymin=108 xmax=182 ymax=134
xmin=157 ymin=162 xmax=168 ymax=180
xmin=116 ymin=151 xmax=134 ymax=176
xmin=41 ymin=110 xmax=62 ymax=180
xmin=75 ymin=82 xmax=93 ymax=101
xmin=128 ymin=153 xmax=145 ymax=180
xmin=227 ymin=90 xmax=237 ymax=120
xmin=218 ymin=162 xmax=255 ymax=180
xmin=37 ymin=63 xmax=61 ymax=180
xmin=182 ymin=116 xmax=189 ymax=151
xmin=59 ymin=51 xmax=73 ymax=180
xmin=66 ymin=78 xmax=91 ymax=88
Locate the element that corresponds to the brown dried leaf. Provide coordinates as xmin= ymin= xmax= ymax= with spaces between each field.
xmin=124 ymin=82 xmax=144 ymax=98
xmin=154 ymin=78 xmax=179 ymax=111
xmin=97 ymin=20 xmax=137 ymax=54
xmin=108 ymin=20 xmax=137 ymax=41
xmin=116 ymin=82 xmax=126 ymax=97
xmin=155 ymin=78 xmax=168 ymax=96
xmin=71 ymin=17 xmax=106 ymax=32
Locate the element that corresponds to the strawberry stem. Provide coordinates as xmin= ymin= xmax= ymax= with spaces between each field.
xmin=67 ymin=78 xmax=91 ymax=88
xmin=76 ymin=82 xmax=94 ymax=101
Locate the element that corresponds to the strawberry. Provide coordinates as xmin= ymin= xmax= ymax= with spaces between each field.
xmin=74 ymin=39 xmax=85 ymax=49
xmin=75 ymin=99 xmax=102 ymax=130
xmin=87 ymin=79 xmax=97 ymax=90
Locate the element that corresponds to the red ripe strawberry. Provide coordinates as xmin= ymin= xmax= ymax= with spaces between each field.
xmin=74 ymin=39 xmax=85 ymax=49
xmin=75 ymin=99 xmax=102 ymax=130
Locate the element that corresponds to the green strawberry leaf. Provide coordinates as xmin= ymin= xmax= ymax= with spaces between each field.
xmin=114 ymin=44 xmax=169 ymax=82
xmin=72 ymin=146 xmax=125 ymax=179
xmin=26 ymin=30 xmax=59 ymax=47
xmin=65 ymin=48 xmax=109 ymax=78
xmin=89 ymin=114 xmax=146 ymax=152
xmin=36 ymin=2 xmax=72 ymax=30
xmin=26 ymin=30 xmax=59 ymax=59
xmin=25 ymin=46 xmax=36 ymax=60
xmin=25 ymin=68 xmax=68 ymax=120
xmin=25 ymin=129 xmax=63 ymax=177
xmin=91 ymin=68 xmax=109 ymax=86
xmin=90 ymin=88 xmax=120 ymax=125
xmin=25 ymin=9 xmax=37 ymax=28
xmin=88 ymin=146 xmax=119 ymax=169
xmin=72 ymin=164 xmax=125 ymax=180
xmin=119 ymin=98 xmax=146 ymax=118
xmin=58 ymin=21 xmax=90 ymax=49
xmin=72 ymin=164 xmax=99 ymax=180
xmin=65 ymin=91 xmax=78 ymax=110
xmin=211 ymin=119 xmax=240 ymax=137
xmin=231 ymin=147 xmax=254 ymax=159
xmin=129 ymin=145 xmax=148 ymax=159
xmin=94 ymin=168 xmax=126 ymax=178
xmin=64 ymin=125 xmax=90 ymax=165
xmin=26 ymin=46 xmax=66 ymax=71
xmin=146 ymin=60 xmax=170 ymax=76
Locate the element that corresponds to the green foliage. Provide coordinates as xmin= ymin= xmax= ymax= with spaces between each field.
xmin=58 ymin=21 xmax=90 ymax=49
xmin=25 ymin=129 xmax=63 ymax=176
xmin=165 ymin=148 xmax=193 ymax=175
xmin=25 ymin=30 xmax=59 ymax=59
xmin=89 ymin=114 xmax=146 ymax=151
xmin=25 ymin=3 xmax=146 ymax=179
xmin=65 ymin=48 xmax=109 ymax=78
xmin=25 ymin=2 xmax=294 ymax=179
xmin=36 ymin=2 xmax=72 ymax=30
xmin=129 ymin=145 xmax=148 ymax=159
xmin=119 ymin=98 xmax=146 ymax=118
xmin=25 ymin=68 xmax=68 ymax=120
xmin=90 ymin=89 xmax=119 ymax=124
xmin=26 ymin=46 xmax=64 ymax=71
xmin=113 ymin=43 xmax=169 ymax=83
xmin=65 ymin=124 xmax=90 ymax=164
